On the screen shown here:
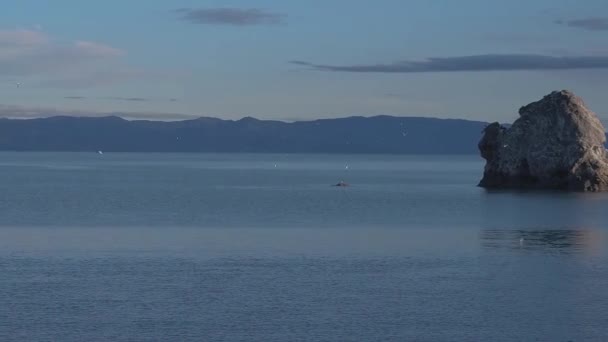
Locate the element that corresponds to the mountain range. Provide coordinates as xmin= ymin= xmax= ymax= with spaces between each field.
xmin=0 ymin=115 xmax=492 ymax=154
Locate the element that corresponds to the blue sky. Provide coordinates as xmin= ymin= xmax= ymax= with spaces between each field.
xmin=1 ymin=0 xmax=608 ymax=122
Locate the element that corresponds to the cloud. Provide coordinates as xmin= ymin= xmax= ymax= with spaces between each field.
xmin=101 ymin=97 xmax=179 ymax=102
xmin=0 ymin=29 xmax=126 ymax=78
xmin=64 ymin=96 xmax=178 ymax=103
xmin=34 ymin=68 xmax=153 ymax=89
xmin=104 ymin=96 xmax=148 ymax=102
xmin=0 ymin=29 xmax=183 ymax=90
xmin=481 ymin=33 xmax=552 ymax=45
xmin=175 ymin=8 xmax=285 ymax=26
xmin=290 ymin=54 xmax=608 ymax=73
xmin=0 ymin=29 xmax=49 ymax=46
xmin=0 ymin=104 xmax=197 ymax=121
xmin=555 ymin=17 xmax=608 ymax=31
xmin=73 ymin=41 xmax=124 ymax=58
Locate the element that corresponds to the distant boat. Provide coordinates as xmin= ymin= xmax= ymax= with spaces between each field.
xmin=97 ymin=150 xmax=103 ymax=155
xmin=334 ymin=181 xmax=349 ymax=187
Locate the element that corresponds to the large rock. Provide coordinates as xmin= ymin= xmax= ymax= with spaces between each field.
xmin=478 ymin=90 xmax=608 ymax=191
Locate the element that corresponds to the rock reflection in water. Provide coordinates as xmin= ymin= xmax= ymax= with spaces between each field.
xmin=480 ymin=229 xmax=603 ymax=254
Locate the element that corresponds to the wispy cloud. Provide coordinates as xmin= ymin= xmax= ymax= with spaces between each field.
xmin=0 ymin=29 xmax=125 ymax=77
xmin=175 ymin=8 xmax=285 ymax=26
xmin=481 ymin=32 xmax=552 ymax=45
xmin=0 ymin=29 xmax=169 ymax=89
xmin=104 ymin=96 xmax=148 ymax=102
xmin=34 ymin=68 xmax=160 ymax=89
xmin=64 ymin=96 xmax=179 ymax=103
xmin=73 ymin=41 xmax=124 ymax=58
xmin=0 ymin=29 xmax=49 ymax=46
xmin=291 ymin=54 xmax=608 ymax=73
xmin=555 ymin=17 xmax=608 ymax=31
xmin=102 ymin=96 xmax=179 ymax=103
xmin=0 ymin=104 xmax=197 ymax=121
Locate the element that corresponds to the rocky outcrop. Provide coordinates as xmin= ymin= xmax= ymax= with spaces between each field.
xmin=478 ymin=90 xmax=608 ymax=191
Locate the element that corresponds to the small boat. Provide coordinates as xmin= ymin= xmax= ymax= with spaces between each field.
xmin=97 ymin=150 xmax=103 ymax=155
xmin=334 ymin=181 xmax=349 ymax=187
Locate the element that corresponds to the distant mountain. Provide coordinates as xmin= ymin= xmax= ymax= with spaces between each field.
xmin=0 ymin=115 xmax=490 ymax=154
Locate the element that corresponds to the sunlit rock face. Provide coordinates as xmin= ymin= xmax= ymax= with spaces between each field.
xmin=479 ymin=90 xmax=608 ymax=191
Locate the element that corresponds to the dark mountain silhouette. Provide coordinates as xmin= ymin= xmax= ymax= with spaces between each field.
xmin=0 ymin=115 xmax=491 ymax=154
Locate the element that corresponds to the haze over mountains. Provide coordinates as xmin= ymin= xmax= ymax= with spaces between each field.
xmin=0 ymin=115 xmax=492 ymax=154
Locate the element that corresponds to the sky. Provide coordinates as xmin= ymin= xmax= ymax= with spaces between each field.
xmin=1 ymin=0 xmax=608 ymax=122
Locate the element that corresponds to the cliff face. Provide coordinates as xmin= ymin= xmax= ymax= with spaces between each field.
xmin=479 ymin=90 xmax=608 ymax=191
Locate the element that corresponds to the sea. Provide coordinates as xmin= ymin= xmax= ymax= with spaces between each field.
xmin=0 ymin=152 xmax=607 ymax=341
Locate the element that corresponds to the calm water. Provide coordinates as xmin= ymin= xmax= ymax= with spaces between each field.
xmin=1 ymin=153 xmax=608 ymax=341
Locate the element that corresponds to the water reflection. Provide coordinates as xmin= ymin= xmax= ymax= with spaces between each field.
xmin=480 ymin=190 xmax=608 ymax=230
xmin=481 ymin=229 xmax=604 ymax=255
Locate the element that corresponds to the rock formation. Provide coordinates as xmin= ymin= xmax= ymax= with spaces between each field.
xmin=478 ymin=90 xmax=608 ymax=191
